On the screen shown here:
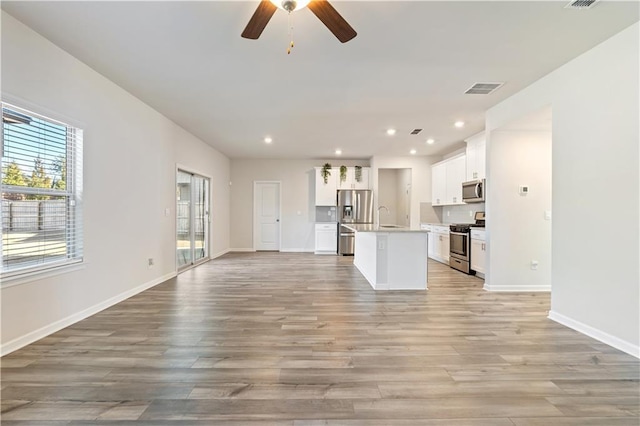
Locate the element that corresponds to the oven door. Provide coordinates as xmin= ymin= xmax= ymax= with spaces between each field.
xmin=450 ymin=231 xmax=469 ymax=260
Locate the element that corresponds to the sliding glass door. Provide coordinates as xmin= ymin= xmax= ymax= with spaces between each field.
xmin=176 ymin=170 xmax=209 ymax=270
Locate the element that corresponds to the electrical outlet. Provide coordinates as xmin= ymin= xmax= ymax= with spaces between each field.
xmin=378 ymin=240 xmax=386 ymax=250
xmin=148 ymin=258 xmax=154 ymax=268
xmin=530 ymin=260 xmax=539 ymax=270
xmin=469 ymin=210 xmax=473 ymax=217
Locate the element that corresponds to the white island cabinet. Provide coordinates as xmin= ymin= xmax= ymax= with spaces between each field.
xmin=345 ymin=224 xmax=429 ymax=291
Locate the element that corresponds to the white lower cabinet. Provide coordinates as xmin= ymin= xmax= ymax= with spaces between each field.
xmin=427 ymin=225 xmax=450 ymax=264
xmin=470 ymin=229 xmax=486 ymax=276
xmin=315 ymin=223 xmax=337 ymax=254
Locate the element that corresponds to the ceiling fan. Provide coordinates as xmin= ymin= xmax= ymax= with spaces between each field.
xmin=241 ymin=0 xmax=357 ymax=43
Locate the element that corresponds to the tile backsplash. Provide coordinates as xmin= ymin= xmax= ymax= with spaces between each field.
xmin=315 ymin=206 xmax=337 ymax=223
xmin=442 ymin=203 xmax=485 ymax=224
xmin=421 ymin=202 xmax=485 ymax=224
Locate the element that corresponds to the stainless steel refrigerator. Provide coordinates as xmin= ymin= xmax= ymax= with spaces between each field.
xmin=337 ymin=189 xmax=373 ymax=255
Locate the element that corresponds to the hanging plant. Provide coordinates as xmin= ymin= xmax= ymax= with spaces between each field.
xmin=354 ymin=166 xmax=362 ymax=183
xmin=340 ymin=165 xmax=347 ymax=183
xmin=321 ymin=163 xmax=332 ymax=184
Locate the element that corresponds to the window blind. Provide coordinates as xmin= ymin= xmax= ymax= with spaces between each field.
xmin=1 ymin=103 xmax=83 ymax=277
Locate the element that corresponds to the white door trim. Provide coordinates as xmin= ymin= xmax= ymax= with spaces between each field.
xmin=253 ymin=181 xmax=282 ymax=251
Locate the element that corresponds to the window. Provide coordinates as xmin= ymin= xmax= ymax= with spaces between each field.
xmin=1 ymin=103 xmax=83 ymax=278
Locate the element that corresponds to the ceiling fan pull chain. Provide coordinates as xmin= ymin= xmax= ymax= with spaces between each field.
xmin=287 ymin=12 xmax=294 ymax=54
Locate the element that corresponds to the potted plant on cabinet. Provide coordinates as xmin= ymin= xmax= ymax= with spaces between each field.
xmin=321 ymin=163 xmax=332 ymax=184
xmin=354 ymin=166 xmax=362 ymax=183
xmin=339 ymin=165 xmax=347 ymax=184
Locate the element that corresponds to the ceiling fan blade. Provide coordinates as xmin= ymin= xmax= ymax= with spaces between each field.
xmin=241 ymin=0 xmax=278 ymax=40
xmin=308 ymin=0 xmax=357 ymax=43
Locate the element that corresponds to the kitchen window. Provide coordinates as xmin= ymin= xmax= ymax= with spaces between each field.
xmin=1 ymin=103 xmax=83 ymax=279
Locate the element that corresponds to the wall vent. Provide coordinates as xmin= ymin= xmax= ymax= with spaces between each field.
xmin=464 ymin=82 xmax=504 ymax=95
xmin=410 ymin=129 xmax=422 ymax=135
xmin=565 ymin=0 xmax=598 ymax=9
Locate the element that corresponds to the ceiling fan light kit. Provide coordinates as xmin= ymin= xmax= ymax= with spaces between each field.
xmin=241 ymin=0 xmax=357 ymax=49
xmin=271 ymin=0 xmax=311 ymax=12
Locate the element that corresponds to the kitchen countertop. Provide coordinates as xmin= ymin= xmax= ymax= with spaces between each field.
xmin=343 ymin=224 xmax=429 ymax=233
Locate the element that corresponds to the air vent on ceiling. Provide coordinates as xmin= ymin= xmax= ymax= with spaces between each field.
xmin=565 ymin=0 xmax=598 ymax=9
xmin=465 ymin=82 xmax=504 ymax=95
xmin=410 ymin=129 xmax=423 ymax=135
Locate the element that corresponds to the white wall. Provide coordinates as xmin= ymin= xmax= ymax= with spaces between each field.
xmin=230 ymin=159 xmax=368 ymax=251
xmin=486 ymin=23 xmax=639 ymax=356
xmin=370 ymin=156 xmax=440 ymax=228
xmin=0 ymin=12 xmax=230 ymax=353
xmin=485 ymin=128 xmax=552 ymax=291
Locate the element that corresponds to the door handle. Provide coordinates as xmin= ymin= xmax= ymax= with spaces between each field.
xmin=276 ymin=219 xmax=280 ymax=222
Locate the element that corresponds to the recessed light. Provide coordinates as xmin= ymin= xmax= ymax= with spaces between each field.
xmin=264 ymin=137 xmax=273 ymax=144
xmin=335 ymin=149 xmax=342 ymax=155
xmin=426 ymin=138 xmax=435 ymax=145
xmin=454 ymin=121 xmax=465 ymax=128
xmin=386 ymin=128 xmax=396 ymax=136
xmin=410 ymin=149 xmax=417 ymax=155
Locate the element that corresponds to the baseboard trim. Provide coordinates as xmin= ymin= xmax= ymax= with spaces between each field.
xmin=210 ymin=249 xmax=230 ymax=259
xmin=484 ymin=283 xmax=551 ymax=292
xmin=280 ymin=249 xmax=314 ymax=253
xmin=229 ymin=248 xmax=256 ymax=252
xmin=548 ymin=310 xmax=639 ymax=359
xmin=0 ymin=271 xmax=176 ymax=357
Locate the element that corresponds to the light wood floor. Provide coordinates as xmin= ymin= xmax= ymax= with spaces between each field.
xmin=1 ymin=252 xmax=638 ymax=425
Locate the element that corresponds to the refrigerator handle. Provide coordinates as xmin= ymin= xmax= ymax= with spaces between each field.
xmin=356 ymin=192 xmax=361 ymax=220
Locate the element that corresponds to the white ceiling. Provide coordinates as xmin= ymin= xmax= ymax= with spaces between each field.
xmin=2 ymin=1 xmax=638 ymax=159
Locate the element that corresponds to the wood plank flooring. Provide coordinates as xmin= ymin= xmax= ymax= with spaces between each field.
xmin=1 ymin=252 xmax=638 ymax=425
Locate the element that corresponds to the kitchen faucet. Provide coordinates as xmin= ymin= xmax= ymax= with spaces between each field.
xmin=377 ymin=205 xmax=389 ymax=226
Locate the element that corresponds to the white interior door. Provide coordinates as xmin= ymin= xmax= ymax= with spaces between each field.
xmin=254 ymin=182 xmax=280 ymax=251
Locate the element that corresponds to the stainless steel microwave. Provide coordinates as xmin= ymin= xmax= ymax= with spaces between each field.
xmin=462 ymin=179 xmax=485 ymax=203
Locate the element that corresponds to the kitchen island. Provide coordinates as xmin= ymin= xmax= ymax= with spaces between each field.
xmin=342 ymin=224 xmax=429 ymax=291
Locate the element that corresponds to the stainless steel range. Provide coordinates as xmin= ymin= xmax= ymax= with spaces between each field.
xmin=449 ymin=211 xmax=485 ymax=274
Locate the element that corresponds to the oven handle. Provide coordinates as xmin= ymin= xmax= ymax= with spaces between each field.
xmin=450 ymin=231 xmax=469 ymax=236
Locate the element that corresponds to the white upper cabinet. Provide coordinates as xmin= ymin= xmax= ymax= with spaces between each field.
xmin=432 ymin=162 xmax=447 ymax=206
xmin=337 ymin=167 xmax=370 ymax=190
xmin=432 ymin=154 xmax=466 ymax=206
xmin=315 ymin=167 xmax=338 ymax=206
xmin=446 ymin=155 xmax=466 ymax=205
xmin=465 ymin=131 xmax=486 ymax=181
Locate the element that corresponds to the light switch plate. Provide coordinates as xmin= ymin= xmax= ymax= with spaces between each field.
xmin=544 ymin=210 xmax=551 ymax=220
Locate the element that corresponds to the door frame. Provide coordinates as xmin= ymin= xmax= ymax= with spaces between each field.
xmin=176 ymin=164 xmax=212 ymax=272
xmin=253 ymin=181 xmax=282 ymax=251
